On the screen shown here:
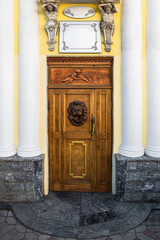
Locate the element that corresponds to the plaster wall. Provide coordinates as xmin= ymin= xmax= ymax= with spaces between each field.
xmin=13 ymin=0 xmax=147 ymax=194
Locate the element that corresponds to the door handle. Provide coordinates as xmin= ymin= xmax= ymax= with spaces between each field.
xmin=91 ymin=114 xmax=95 ymax=137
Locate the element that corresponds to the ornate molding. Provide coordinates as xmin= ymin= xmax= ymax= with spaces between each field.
xmin=41 ymin=0 xmax=60 ymax=51
xmin=67 ymin=101 xmax=87 ymax=126
xmin=47 ymin=57 xmax=113 ymax=65
xmin=98 ymin=1 xmax=118 ymax=52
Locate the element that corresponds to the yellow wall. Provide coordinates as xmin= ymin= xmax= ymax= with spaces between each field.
xmin=13 ymin=0 xmax=147 ymax=195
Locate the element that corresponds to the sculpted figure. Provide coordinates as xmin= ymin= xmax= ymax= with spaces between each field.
xmin=98 ymin=2 xmax=118 ymax=52
xmin=41 ymin=1 xmax=59 ymax=50
xmin=62 ymin=69 xmax=92 ymax=84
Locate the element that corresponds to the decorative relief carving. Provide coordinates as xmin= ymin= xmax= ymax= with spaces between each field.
xmin=41 ymin=0 xmax=59 ymax=51
xmin=98 ymin=1 xmax=118 ymax=52
xmin=67 ymin=101 xmax=87 ymax=126
xmin=63 ymin=6 xmax=96 ymax=19
xmin=62 ymin=69 xmax=92 ymax=84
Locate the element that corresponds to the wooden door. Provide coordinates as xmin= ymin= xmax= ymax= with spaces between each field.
xmin=48 ymin=57 xmax=113 ymax=192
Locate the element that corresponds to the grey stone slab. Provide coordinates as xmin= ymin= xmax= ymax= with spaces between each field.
xmin=153 ymin=203 xmax=160 ymax=209
xmin=12 ymin=193 xmax=154 ymax=239
xmin=81 ymin=193 xmax=116 ymax=215
xmin=78 ymin=219 xmax=127 ymax=238
xmin=54 ymin=192 xmax=82 ymax=206
xmin=28 ymin=216 xmax=78 ymax=238
xmin=123 ymin=203 xmax=152 ymax=226
xmin=38 ymin=207 xmax=80 ymax=227
xmin=12 ymin=203 xmax=37 ymax=225
xmin=113 ymin=202 xmax=135 ymax=217
xmin=29 ymin=202 xmax=50 ymax=214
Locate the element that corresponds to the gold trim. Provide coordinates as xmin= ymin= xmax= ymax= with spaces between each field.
xmin=69 ymin=141 xmax=87 ymax=179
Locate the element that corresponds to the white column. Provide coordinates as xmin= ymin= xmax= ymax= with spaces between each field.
xmin=17 ymin=0 xmax=41 ymax=157
xmin=119 ymin=0 xmax=144 ymax=157
xmin=0 ymin=1 xmax=16 ymax=157
xmin=145 ymin=0 xmax=160 ymax=157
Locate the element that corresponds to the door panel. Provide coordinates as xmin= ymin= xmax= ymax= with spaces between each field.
xmin=48 ymin=57 xmax=113 ymax=192
xmin=95 ymin=89 xmax=112 ymax=192
xmin=62 ymin=89 xmax=95 ymax=191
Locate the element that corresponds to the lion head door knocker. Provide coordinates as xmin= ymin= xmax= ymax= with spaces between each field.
xmin=67 ymin=101 xmax=87 ymax=126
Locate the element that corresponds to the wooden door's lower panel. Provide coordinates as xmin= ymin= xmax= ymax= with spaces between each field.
xmin=63 ymin=139 xmax=95 ymax=192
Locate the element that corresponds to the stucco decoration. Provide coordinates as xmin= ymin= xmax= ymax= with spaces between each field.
xmin=63 ymin=6 xmax=96 ymax=19
xmin=41 ymin=0 xmax=60 ymax=51
xmin=59 ymin=21 xmax=101 ymax=53
xmin=98 ymin=1 xmax=118 ymax=52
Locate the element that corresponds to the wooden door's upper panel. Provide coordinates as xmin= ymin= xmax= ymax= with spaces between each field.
xmin=47 ymin=57 xmax=113 ymax=88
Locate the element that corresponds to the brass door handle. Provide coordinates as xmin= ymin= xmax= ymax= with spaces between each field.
xmin=91 ymin=114 xmax=95 ymax=137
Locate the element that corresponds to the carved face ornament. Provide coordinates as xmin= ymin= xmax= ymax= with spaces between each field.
xmin=67 ymin=101 xmax=87 ymax=126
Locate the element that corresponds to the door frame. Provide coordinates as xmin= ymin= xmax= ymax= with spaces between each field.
xmin=47 ymin=56 xmax=113 ymax=192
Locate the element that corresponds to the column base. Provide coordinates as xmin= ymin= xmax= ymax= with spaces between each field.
xmin=17 ymin=145 xmax=41 ymax=157
xmin=0 ymin=145 xmax=16 ymax=157
xmin=0 ymin=154 xmax=44 ymax=202
xmin=116 ymin=154 xmax=160 ymax=202
xmin=119 ymin=145 xmax=144 ymax=157
xmin=145 ymin=146 xmax=160 ymax=158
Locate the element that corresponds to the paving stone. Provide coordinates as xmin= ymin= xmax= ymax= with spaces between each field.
xmin=25 ymin=232 xmax=38 ymax=240
xmin=26 ymin=228 xmax=34 ymax=233
xmin=38 ymin=234 xmax=51 ymax=240
xmin=0 ymin=222 xmax=7 ymax=231
xmin=135 ymin=223 xmax=146 ymax=233
xmin=0 ymin=210 xmax=8 ymax=217
xmin=136 ymin=233 xmax=154 ymax=240
xmin=0 ymin=216 xmax=6 ymax=223
xmin=6 ymin=216 xmax=17 ymax=224
xmin=1 ymin=233 xmax=12 ymax=240
xmin=0 ymin=225 xmax=15 ymax=237
xmin=143 ymin=229 xmax=160 ymax=240
xmin=53 ymin=237 xmax=66 ymax=240
xmin=155 ymin=226 xmax=160 ymax=232
xmin=15 ymin=224 xmax=27 ymax=233
xmin=8 ymin=229 xmax=18 ymax=236
xmin=8 ymin=211 xmax=14 ymax=217
xmin=12 ymin=232 xmax=25 ymax=240
xmin=146 ymin=225 xmax=155 ymax=231
xmin=123 ymin=232 xmax=136 ymax=240
xmin=33 ymin=231 xmax=42 ymax=236
xmin=110 ymin=235 xmax=123 ymax=240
